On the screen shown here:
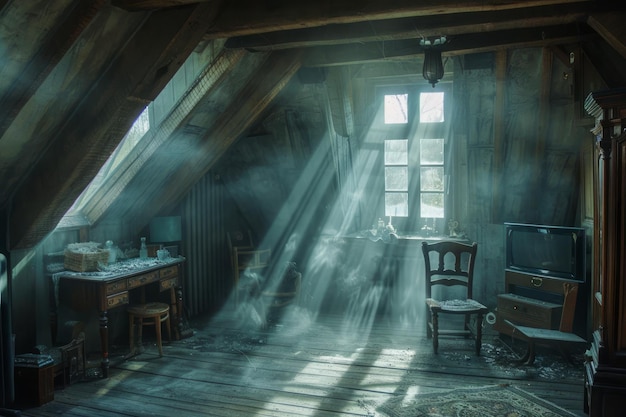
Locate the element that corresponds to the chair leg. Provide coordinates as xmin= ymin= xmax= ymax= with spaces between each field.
xmin=432 ymin=311 xmax=439 ymax=354
xmin=512 ymin=341 xmax=536 ymax=365
xmin=475 ymin=313 xmax=483 ymax=356
xmin=523 ymin=342 xmax=536 ymax=365
xmin=165 ymin=314 xmax=171 ymax=342
xmin=155 ymin=315 xmax=163 ymax=356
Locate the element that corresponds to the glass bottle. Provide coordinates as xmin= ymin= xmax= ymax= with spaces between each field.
xmin=106 ymin=240 xmax=117 ymax=264
xmin=139 ymin=237 xmax=148 ymax=259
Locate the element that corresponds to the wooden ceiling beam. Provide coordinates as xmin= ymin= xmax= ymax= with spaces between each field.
xmin=225 ymin=4 xmax=589 ymax=51
xmin=204 ymin=0 xmax=591 ymax=39
xmin=80 ymin=49 xmax=247 ymax=224
xmin=0 ymin=1 xmax=106 ymax=140
xmin=301 ymin=24 xmax=593 ymax=67
xmin=9 ymin=3 xmax=221 ymax=249
xmin=586 ymin=12 xmax=626 ymax=59
xmin=123 ymin=50 xmax=303 ymax=227
xmin=111 ymin=0 xmax=218 ymax=12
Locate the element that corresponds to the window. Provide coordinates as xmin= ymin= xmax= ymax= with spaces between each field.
xmin=419 ymin=92 xmax=445 ymax=219
xmin=380 ymin=88 xmax=446 ymax=222
xmin=419 ymin=138 xmax=444 ymax=218
xmin=384 ymin=139 xmax=408 ymax=217
xmin=384 ymin=94 xmax=408 ymax=124
xmin=62 ymin=106 xmax=151 ymax=218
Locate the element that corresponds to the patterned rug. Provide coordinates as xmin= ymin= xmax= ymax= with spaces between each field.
xmin=378 ymin=384 xmax=577 ymax=417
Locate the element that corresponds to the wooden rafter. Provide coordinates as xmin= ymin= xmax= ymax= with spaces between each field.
xmin=134 ymin=50 xmax=303 ymax=226
xmin=204 ymin=0 xmax=592 ymax=39
xmin=586 ymin=12 xmax=626 ymax=59
xmin=9 ymin=2 xmax=222 ymax=249
xmin=0 ymin=1 xmax=107 ymax=140
xmin=225 ymin=4 xmax=589 ymax=52
xmin=301 ymin=23 xmax=592 ymax=67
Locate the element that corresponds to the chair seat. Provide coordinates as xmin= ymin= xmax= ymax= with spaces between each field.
xmin=427 ymin=298 xmax=488 ymax=312
xmin=128 ymin=302 xmax=170 ymax=316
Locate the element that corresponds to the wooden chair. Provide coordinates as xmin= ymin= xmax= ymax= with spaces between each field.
xmin=505 ymin=282 xmax=587 ymax=365
xmin=127 ymin=302 xmax=171 ymax=356
xmin=261 ymin=262 xmax=302 ymax=314
xmin=227 ymin=231 xmax=273 ymax=306
xmin=39 ymin=320 xmax=86 ymax=388
xmin=422 ymin=241 xmax=488 ymax=355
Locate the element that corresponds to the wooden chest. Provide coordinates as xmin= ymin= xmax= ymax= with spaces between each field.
xmin=14 ymin=361 xmax=55 ymax=406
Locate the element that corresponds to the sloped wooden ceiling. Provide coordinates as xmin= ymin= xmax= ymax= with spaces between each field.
xmin=0 ymin=0 xmax=624 ymax=250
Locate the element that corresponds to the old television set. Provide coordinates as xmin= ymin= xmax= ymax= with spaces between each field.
xmin=505 ymin=222 xmax=586 ymax=283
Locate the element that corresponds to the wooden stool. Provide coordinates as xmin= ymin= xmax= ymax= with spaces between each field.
xmin=127 ymin=302 xmax=171 ymax=356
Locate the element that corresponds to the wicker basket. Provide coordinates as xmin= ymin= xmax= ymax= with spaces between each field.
xmin=64 ymin=249 xmax=109 ymax=272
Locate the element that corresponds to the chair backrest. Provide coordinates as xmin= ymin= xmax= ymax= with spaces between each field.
xmin=227 ymin=230 xmax=255 ymax=271
xmin=421 ymin=241 xmax=478 ymax=299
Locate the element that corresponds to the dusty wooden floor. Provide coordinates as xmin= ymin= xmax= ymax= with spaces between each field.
xmin=17 ymin=307 xmax=587 ymax=417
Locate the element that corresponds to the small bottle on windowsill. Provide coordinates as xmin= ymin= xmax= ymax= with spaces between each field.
xmin=139 ymin=237 xmax=148 ymax=259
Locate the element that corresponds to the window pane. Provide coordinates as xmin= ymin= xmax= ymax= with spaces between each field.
xmin=421 ymin=193 xmax=444 ymax=218
xmin=385 ymin=192 xmax=408 ymax=217
xmin=384 ymin=140 xmax=408 ymax=165
xmin=420 ymin=92 xmax=444 ymax=123
xmin=385 ymin=167 xmax=408 ymax=191
xmin=420 ymin=167 xmax=444 ymax=191
xmin=420 ymin=138 xmax=444 ymax=165
xmin=384 ymin=94 xmax=408 ymax=124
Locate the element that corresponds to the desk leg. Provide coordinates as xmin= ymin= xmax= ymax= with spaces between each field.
xmin=99 ymin=310 xmax=109 ymax=378
xmin=168 ymin=287 xmax=181 ymax=340
xmin=173 ymin=286 xmax=193 ymax=339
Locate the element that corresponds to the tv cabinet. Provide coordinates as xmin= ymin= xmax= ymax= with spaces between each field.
xmin=494 ymin=270 xmax=574 ymax=337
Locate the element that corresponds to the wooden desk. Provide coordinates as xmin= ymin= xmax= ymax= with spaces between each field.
xmin=56 ymin=257 xmax=185 ymax=377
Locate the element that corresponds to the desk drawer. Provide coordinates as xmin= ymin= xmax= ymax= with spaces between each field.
xmin=106 ymin=280 xmax=128 ymax=295
xmin=159 ymin=265 xmax=179 ymax=279
xmin=160 ymin=277 xmax=178 ymax=291
xmin=106 ymin=292 xmax=129 ymax=308
xmin=128 ymin=272 xmax=159 ymax=289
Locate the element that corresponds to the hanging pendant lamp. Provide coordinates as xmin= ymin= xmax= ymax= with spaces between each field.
xmin=421 ymin=36 xmax=446 ymax=87
xmin=423 ymin=49 xmax=444 ymax=87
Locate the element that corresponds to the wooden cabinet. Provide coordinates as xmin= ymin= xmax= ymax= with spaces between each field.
xmin=584 ymin=89 xmax=626 ymax=416
xmin=494 ymin=271 xmax=569 ymax=337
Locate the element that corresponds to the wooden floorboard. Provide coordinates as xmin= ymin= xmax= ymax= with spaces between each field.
xmin=16 ymin=310 xmax=587 ymax=417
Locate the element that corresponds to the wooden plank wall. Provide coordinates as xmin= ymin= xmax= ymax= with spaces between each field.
xmin=181 ymin=171 xmax=228 ymax=316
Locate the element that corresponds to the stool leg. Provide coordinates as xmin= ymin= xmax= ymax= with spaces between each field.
xmin=165 ymin=314 xmax=171 ymax=342
xmin=155 ymin=315 xmax=163 ymax=356
xmin=137 ymin=317 xmax=143 ymax=353
xmin=129 ymin=314 xmax=135 ymax=355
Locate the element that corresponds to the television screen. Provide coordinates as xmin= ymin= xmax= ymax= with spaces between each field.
xmin=505 ymin=223 xmax=585 ymax=282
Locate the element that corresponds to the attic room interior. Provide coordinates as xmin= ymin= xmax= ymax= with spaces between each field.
xmin=1 ymin=0 xmax=626 ymax=416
